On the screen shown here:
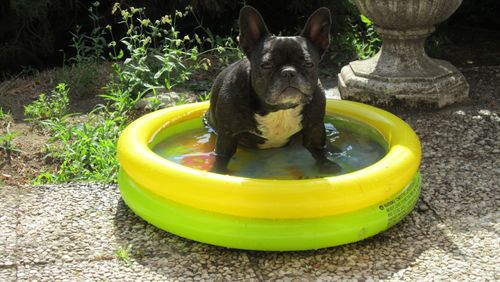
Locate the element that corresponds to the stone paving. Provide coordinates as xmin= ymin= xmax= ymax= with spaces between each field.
xmin=0 ymin=66 xmax=499 ymax=281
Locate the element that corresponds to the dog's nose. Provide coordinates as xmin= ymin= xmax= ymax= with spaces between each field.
xmin=280 ymin=66 xmax=296 ymax=78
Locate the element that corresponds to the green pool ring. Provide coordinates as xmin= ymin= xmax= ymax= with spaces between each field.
xmin=119 ymin=169 xmax=421 ymax=251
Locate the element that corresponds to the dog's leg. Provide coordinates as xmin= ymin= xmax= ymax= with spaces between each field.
xmin=303 ymin=122 xmax=341 ymax=173
xmin=212 ymin=133 xmax=238 ymax=174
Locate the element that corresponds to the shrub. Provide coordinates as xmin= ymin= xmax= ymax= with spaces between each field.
xmin=24 ymin=83 xmax=70 ymax=123
xmin=29 ymin=3 xmax=243 ymax=184
xmin=34 ymin=113 xmax=126 ymax=184
xmin=0 ymin=109 xmax=20 ymax=159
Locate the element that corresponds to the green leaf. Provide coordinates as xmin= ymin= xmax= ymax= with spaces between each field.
xmin=117 ymin=49 xmax=124 ymax=59
xmin=360 ymin=15 xmax=372 ymax=25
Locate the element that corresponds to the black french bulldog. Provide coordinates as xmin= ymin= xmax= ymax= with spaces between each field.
xmin=205 ymin=6 xmax=340 ymax=174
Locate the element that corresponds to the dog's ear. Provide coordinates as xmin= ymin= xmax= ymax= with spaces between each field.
xmin=301 ymin=7 xmax=331 ymax=57
xmin=239 ymin=6 xmax=270 ymax=56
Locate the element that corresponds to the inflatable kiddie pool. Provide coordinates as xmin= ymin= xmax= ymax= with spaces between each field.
xmin=117 ymin=100 xmax=421 ymax=251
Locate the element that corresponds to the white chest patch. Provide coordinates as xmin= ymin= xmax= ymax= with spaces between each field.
xmin=254 ymin=106 xmax=304 ymax=149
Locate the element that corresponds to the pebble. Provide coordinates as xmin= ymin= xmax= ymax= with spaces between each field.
xmin=478 ymin=109 xmax=491 ymax=116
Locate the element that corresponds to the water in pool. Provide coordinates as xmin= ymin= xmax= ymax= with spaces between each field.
xmin=152 ymin=116 xmax=387 ymax=179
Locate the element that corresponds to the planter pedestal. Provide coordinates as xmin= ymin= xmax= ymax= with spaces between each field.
xmin=338 ymin=0 xmax=469 ymax=108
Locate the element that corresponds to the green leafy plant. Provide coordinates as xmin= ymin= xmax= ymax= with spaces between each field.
xmin=0 ymin=107 xmax=13 ymax=126
xmin=197 ymin=91 xmax=211 ymax=102
xmin=24 ymin=83 xmax=70 ymax=123
xmin=336 ymin=14 xmax=381 ymax=61
xmin=100 ymin=63 xmax=142 ymax=114
xmin=22 ymin=80 xmax=122 ymax=184
xmin=354 ymin=15 xmax=381 ymax=59
xmin=30 ymin=3 xmax=246 ymax=184
xmin=108 ymin=3 xmax=242 ymax=102
xmin=110 ymin=4 xmax=205 ymax=97
xmin=114 ymin=244 xmax=133 ymax=265
xmin=0 ymin=117 xmax=21 ymax=159
xmin=34 ymin=114 xmax=125 ymax=184
xmin=328 ymin=4 xmax=382 ymax=67
xmin=68 ymin=2 xmax=107 ymax=64
xmin=191 ymin=10 xmax=244 ymax=66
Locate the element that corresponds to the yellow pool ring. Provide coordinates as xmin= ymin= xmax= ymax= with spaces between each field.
xmin=117 ymin=100 xmax=421 ymax=219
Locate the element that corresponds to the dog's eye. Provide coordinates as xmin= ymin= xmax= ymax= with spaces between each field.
xmin=304 ymin=62 xmax=314 ymax=68
xmin=260 ymin=62 xmax=273 ymax=69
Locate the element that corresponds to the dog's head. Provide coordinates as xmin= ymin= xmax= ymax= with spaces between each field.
xmin=239 ymin=6 xmax=331 ymax=111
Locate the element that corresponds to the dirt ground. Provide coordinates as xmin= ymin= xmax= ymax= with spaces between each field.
xmin=0 ymin=63 xmax=112 ymax=185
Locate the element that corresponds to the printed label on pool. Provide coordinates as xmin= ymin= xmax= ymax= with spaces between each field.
xmin=380 ymin=175 xmax=421 ymax=228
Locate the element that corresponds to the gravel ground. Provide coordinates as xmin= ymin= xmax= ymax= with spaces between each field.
xmin=1 ymin=66 xmax=499 ymax=281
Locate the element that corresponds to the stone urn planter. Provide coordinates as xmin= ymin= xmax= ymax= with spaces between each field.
xmin=338 ymin=0 xmax=469 ymax=108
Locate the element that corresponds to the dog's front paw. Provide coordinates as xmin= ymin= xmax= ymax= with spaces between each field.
xmin=211 ymin=157 xmax=231 ymax=175
xmin=210 ymin=165 xmax=230 ymax=175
